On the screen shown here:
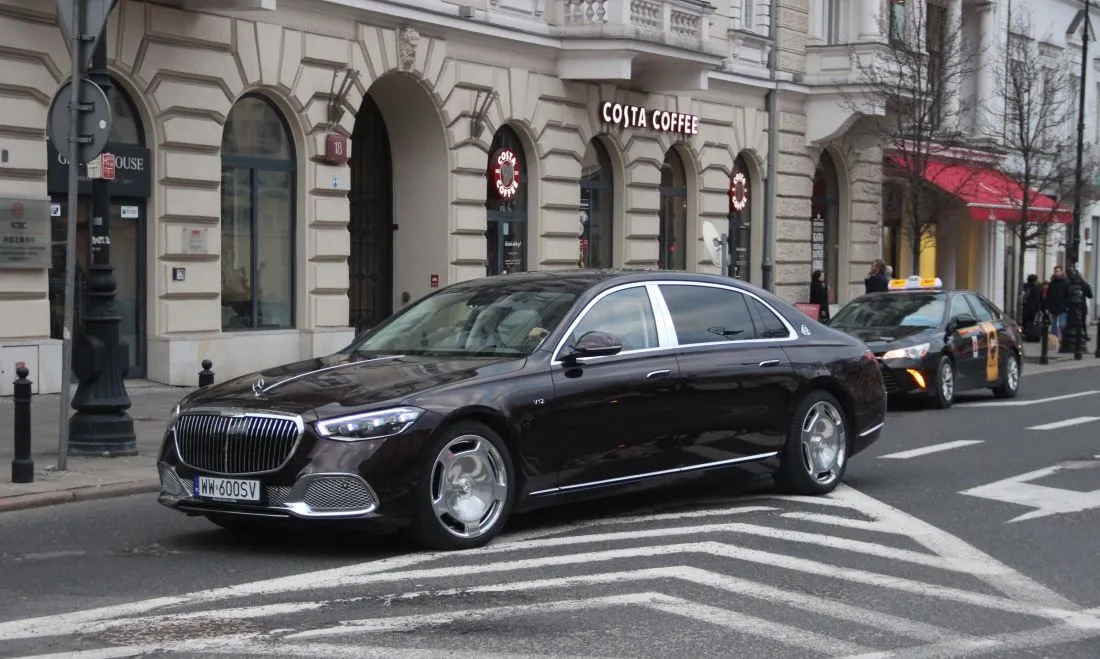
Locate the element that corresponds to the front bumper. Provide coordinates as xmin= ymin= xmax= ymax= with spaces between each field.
xmin=877 ymin=359 xmax=933 ymax=397
xmin=157 ymin=463 xmax=382 ymax=520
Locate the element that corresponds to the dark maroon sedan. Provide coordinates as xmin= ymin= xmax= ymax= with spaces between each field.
xmin=157 ymin=270 xmax=887 ymax=550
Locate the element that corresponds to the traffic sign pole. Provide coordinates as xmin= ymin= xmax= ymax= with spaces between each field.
xmin=58 ymin=0 xmax=85 ymax=470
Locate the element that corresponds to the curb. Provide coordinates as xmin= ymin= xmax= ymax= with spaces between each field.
xmin=0 ymin=480 xmax=159 ymax=514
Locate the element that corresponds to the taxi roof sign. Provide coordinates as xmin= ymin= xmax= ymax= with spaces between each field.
xmin=888 ymin=275 xmax=943 ymax=291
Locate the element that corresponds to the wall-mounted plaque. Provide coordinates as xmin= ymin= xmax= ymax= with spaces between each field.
xmin=0 ymin=197 xmax=50 ymax=269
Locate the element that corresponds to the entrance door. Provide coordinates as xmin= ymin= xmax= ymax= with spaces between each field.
xmin=49 ymin=198 xmax=146 ymax=378
xmin=487 ymin=212 xmax=526 ymax=276
xmin=349 ymin=95 xmax=394 ymax=333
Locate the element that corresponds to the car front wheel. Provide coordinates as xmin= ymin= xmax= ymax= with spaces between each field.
xmin=775 ymin=390 xmax=849 ymax=496
xmin=407 ymin=421 xmax=515 ymax=551
xmin=992 ymin=351 xmax=1020 ymax=399
xmin=931 ymin=355 xmax=955 ymax=409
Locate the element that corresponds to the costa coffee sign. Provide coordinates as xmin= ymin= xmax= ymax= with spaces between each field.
xmin=491 ymin=148 xmax=520 ymax=199
xmin=600 ymin=101 xmax=699 ymax=135
xmin=729 ymin=171 xmax=749 ymax=212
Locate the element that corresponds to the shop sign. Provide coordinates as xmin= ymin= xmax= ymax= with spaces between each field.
xmin=47 ymin=143 xmax=151 ymax=198
xmin=811 ymin=213 xmax=826 ymax=272
xmin=491 ymin=148 xmax=521 ymax=199
xmin=600 ymin=101 xmax=699 ymax=135
xmin=323 ymin=133 xmax=348 ymax=165
xmin=0 ymin=197 xmax=50 ymax=269
xmin=729 ymin=171 xmax=749 ymax=212
xmin=120 ymin=205 xmax=139 ymax=219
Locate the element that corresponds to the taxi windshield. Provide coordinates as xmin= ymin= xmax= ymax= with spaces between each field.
xmin=830 ymin=293 xmax=946 ymax=330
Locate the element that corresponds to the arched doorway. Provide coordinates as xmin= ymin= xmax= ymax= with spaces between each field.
xmin=47 ymin=77 xmax=151 ymax=378
xmin=348 ymin=95 xmax=392 ymax=332
xmin=349 ymin=74 xmax=448 ymax=329
xmin=485 ymin=125 xmax=528 ymax=276
xmin=579 ymin=137 xmax=613 ymax=268
xmin=220 ymin=95 xmax=297 ymax=330
xmin=730 ymin=154 xmax=753 ymax=280
xmin=658 ymin=148 xmax=687 ymax=270
xmin=812 ymin=152 xmax=841 ymax=302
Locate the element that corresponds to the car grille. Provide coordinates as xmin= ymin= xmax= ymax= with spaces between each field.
xmin=302 ymin=476 xmax=377 ymax=512
xmin=174 ymin=413 xmax=302 ymax=476
xmin=878 ymin=365 xmax=900 ymax=394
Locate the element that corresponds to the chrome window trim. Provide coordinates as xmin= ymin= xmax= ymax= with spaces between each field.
xmin=529 ymin=450 xmax=779 ymax=495
xmin=172 ymin=409 xmax=306 ymax=477
xmin=652 ymin=280 xmax=799 ymax=346
xmin=646 ymin=282 xmax=680 ymax=347
xmin=550 ymin=282 xmax=666 ymax=365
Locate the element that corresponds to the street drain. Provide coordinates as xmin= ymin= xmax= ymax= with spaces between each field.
xmin=95 ymin=617 xmax=262 ymax=646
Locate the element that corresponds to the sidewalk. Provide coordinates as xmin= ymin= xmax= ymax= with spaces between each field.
xmin=0 ymin=381 xmax=194 ymax=512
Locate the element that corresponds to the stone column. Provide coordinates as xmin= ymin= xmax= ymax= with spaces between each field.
xmin=942 ymin=0 xmax=964 ymax=127
xmin=859 ymin=0 xmax=882 ymax=41
xmin=975 ymin=2 xmax=999 ymax=133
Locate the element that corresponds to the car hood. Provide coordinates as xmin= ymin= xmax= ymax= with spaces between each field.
xmin=836 ymin=326 xmax=935 ymax=352
xmin=181 ymin=353 xmax=523 ymax=418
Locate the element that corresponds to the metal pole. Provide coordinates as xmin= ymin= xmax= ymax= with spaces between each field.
xmin=761 ymin=0 xmax=780 ymax=292
xmin=1071 ymin=0 xmax=1089 ymax=271
xmin=58 ymin=0 xmax=85 ymax=471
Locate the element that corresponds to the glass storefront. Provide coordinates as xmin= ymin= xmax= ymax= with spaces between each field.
xmin=658 ymin=149 xmax=687 ymax=270
xmin=486 ymin=126 xmax=528 ymax=276
xmin=580 ymin=138 xmax=614 ymax=268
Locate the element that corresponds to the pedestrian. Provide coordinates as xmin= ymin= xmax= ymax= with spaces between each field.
xmin=1066 ymin=265 xmax=1094 ymax=341
xmin=1044 ymin=265 xmax=1069 ymax=338
xmin=809 ymin=269 xmax=830 ymax=322
xmin=885 ymin=264 xmax=894 ymax=279
xmin=864 ymin=259 xmax=889 ymax=294
xmin=1020 ymin=274 xmax=1042 ymax=342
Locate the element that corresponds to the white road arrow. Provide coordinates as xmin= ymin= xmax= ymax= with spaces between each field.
xmin=960 ymin=462 xmax=1100 ymax=522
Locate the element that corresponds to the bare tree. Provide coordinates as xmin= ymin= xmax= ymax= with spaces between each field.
xmin=843 ymin=0 xmax=982 ymax=274
xmin=988 ymin=10 xmax=1100 ymax=318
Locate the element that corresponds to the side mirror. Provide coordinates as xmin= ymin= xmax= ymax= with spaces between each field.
xmin=561 ymin=330 xmax=623 ymax=364
xmin=951 ymin=314 xmax=979 ymax=332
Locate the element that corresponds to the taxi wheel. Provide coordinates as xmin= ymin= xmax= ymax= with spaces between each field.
xmin=930 ymin=355 xmax=955 ymax=409
xmin=992 ymin=351 xmax=1020 ymax=399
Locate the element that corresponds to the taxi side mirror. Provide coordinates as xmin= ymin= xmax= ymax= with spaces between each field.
xmin=950 ymin=314 xmax=978 ymax=333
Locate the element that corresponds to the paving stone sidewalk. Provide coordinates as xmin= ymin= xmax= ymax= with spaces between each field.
xmin=0 ymin=381 xmax=193 ymax=512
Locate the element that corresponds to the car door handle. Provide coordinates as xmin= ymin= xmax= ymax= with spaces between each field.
xmin=757 ymin=359 xmax=781 ymax=368
xmin=646 ymin=369 xmax=672 ymax=379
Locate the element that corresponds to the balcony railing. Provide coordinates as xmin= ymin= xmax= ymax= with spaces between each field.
xmin=550 ymin=0 xmax=714 ymax=52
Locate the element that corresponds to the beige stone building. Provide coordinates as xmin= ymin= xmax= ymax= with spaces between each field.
xmin=0 ymin=0 xmax=887 ymax=393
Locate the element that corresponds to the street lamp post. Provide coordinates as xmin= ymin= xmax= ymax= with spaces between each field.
xmin=1068 ymin=0 xmax=1092 ymax=360
xmin=67 ymin=37 xmax=136 ymax=455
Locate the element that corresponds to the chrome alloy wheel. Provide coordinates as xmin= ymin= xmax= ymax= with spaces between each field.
xmin=429 ymin=434 xmax=508 ymax=539
xmin=799 ymin=401 xmax=847 ymax=485
xmin=1005 ymin=355 xmax=1019 ymax=392
xmin=940 ymin=359 xmax=955 ymax=401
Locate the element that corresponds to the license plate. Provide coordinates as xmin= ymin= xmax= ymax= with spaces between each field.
xmin=193 ymin=475 xmax=261 ymax=502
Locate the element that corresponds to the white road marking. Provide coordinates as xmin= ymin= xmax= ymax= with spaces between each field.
xmin=495 ymin=504 xmax=778 ymax=543
xmin=965 ymin=390 xmax=1100 ymax=407
xmin=844 ymin=618 xmax=1100 ymax=658
xmin=878 ymin=440 xmax=985 ymax=460
xmin=287 ymin=591 xmax=872 ymax=656
xmin=960 ymin=465 xmax=1100 ymax=522
xmin=1025 ymin=416 xmax=1100 ymax=430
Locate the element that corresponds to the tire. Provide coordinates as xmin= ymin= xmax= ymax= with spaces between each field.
xmin=992 ymin=351 xmax=1020 ymax=399
xmin=406 ymin=421 xmax=515 ymax=551
xmin=775 ymin=390 xmax=849 ymax=496
xmin=930 ymin=355 xmax=955 ymax=409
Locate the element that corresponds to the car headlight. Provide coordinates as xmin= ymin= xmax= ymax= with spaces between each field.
xmin=314 ymin=406 xmax=424 ymax=441
xmin=882 ymin=343 xmax=931 ymax=361
xmin=166 ymin=403 xmax=181 ymax=432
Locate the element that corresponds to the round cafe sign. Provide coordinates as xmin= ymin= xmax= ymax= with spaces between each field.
xmin=491 ymin=148 xmax=520 ymax=199
xmin=729 ymin=171 xmax=749 ymax=212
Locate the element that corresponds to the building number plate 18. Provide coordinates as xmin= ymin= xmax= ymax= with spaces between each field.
xmin=194 ymin=475 xmax=262 ymax=502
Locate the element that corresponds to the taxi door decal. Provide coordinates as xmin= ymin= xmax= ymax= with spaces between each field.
xmin=979 ymin=321 xmax=998 ymax=381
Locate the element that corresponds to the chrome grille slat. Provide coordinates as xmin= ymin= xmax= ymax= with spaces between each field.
xmin=173 ymin=411 xmax=303 ymax=476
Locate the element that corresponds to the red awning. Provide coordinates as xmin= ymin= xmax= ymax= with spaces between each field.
xmin=886 ymin=156 xmax=1072 ymax=223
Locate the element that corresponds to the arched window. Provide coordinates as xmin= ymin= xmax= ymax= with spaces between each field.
xmin=812 ymin=152 xmax=841 ymax=302
xmin=220 ymin=95 xmax=296 ymax=330
xmin=659 ymin=148 xmax=687 ymax=270
xmin=108 ymin=84 xmax=143 ymax=145
xmin=731 ymin=154 xmax=753 ymax=280
xmin=485 ymin=125 xmax=528 ymax=276
xmin=580 ymin=138 xmax=613 ymax=268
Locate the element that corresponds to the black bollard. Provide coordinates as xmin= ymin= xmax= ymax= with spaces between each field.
xmin=1039 ymin=311 xmax=1050 ymax=365
xmin=198 ymin=359 xmax=215 ymax=388
xmin=11 ymin=366 xmax=34 ymax=484
xmin=1095 ymin=320 xmax=1100 ymax=359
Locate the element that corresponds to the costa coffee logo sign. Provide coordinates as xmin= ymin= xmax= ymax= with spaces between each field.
xmin=729 ymin=171 xmax=749 ymax=212
xmin=491 ymin=148 xmax=520 ymax=199
xmin=600 ymin=101 xmax=700 ymax=135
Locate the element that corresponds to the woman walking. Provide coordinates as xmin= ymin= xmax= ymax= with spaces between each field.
xmin=810 ymin=269 xmax=830 ymax=322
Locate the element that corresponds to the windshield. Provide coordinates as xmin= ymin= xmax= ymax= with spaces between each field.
xmin=829 ymin=293 xmax=946 ymax=330
xmin=347 ymin=283 xmax=581 ymax=358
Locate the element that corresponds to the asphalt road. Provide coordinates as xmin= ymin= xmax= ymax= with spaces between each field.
xmin=1 ymin=364 xmax=1099 ymax=658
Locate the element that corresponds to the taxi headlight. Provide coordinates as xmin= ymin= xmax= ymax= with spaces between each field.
xmin=315 ymin=406 xmax=424 ymax=441
xmin=882 ymin=343 xmax=930 ymax=361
